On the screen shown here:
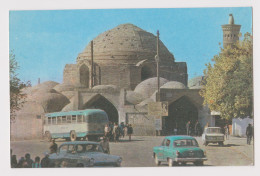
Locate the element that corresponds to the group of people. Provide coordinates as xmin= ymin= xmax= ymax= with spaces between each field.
xmin=185 ymin=120 xmax=202 ymax=136
xmin=104 ymin=122 xmax=133 ymax=142
xmin=10 ymin=150 xmax=54 ymax=168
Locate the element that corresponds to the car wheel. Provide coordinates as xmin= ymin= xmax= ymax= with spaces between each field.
xmin=194 ymin=161 xmax=203 ymax=166
xmin=70 ymin=131 xmax=77 ymax=141
xmin=218 ymin=142 xmax=224 ymax=146
xmin=154 ymin=154 xmax=161 ymax=166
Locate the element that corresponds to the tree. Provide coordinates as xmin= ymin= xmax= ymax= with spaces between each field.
xmin=200 ymin=33 xmax=253 ymax=120
xmin=10 ymin=51 xmax=31 ymax=120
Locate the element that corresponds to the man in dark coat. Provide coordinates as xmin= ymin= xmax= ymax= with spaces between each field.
xmin=25 ymin=153 xmax=33 ymax=168
xmin=41 ymin=153 xmax=50 ymax=168
xmin=49 ymin=139 xmax=58 ymax=154
xmin=246 ymin=124 xmax=253 ymax=145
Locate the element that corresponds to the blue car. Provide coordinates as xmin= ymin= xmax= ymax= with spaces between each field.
xmin=153 ymin=136 xmax=207 ymax=166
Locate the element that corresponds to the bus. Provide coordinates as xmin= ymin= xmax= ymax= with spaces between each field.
xmin=43 ymin=109 xmax=109 ymax=141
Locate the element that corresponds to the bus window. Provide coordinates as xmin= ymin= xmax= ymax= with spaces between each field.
xmin=57 ymin=116 xmax=62 ymax=124
xmin=85 ymin=115 xmax=90 ymax=123
xmin=62 ymin=116 xmax=66 ymax=123
xmin=72 ymin=115 xmax=77 ymax=123
xmin=77 ymin=115 xmax=83 ymax=123
xmin=67 ymin=116 xmax=72 ymax=123
xmin=52 ymin=117 xmax=57 ymax=124
xmin=48 ymin=117 xmax=51 ymax=124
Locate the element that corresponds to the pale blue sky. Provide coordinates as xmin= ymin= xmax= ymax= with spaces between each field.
xmin=9 ymin=7 xmax=252 ymax=86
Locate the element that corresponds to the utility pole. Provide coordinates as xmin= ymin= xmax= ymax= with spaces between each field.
xmin=155 ymin=30 xmax=160 ymax=102
xmin=91 ymin=40 xmax=94 ymax=88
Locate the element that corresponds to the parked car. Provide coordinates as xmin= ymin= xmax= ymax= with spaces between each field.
xmin=153 ymin=136 xmax=207 ymax=166
xmin=49 ymin=141 xmax=122 ymax=167
xmin=202 ymin=127 xmax=225 ymax=146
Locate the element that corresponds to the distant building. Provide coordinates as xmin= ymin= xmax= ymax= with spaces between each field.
xmin=11 ymin=14 xmax=239 ymax=140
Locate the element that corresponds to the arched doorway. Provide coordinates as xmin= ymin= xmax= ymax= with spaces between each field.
xmin=79 ymin=64 xmax=89 ymax=88
xmin=164 ymin=96 xmax=198 ymax=135
xmin=82 ymin=95 xmax=118 ymax=123
xmin=141 ymin=65 xmax=154 ymax=81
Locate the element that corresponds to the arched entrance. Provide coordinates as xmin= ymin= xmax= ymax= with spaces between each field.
xmin=82 ymin=94 xmax=118 ymax=123
xmin=79 ymin=64 xmax=89 ymax=88
xmin=164 ymin=96 xmax=198 ymax=135
xmin=141 ymin=65 xmax=154 ymax=81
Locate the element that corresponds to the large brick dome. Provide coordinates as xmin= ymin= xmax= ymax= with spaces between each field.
xmin=77 ymin=23 xmax=175 ymax=65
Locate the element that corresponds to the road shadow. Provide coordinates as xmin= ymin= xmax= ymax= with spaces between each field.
xmin=207 ymin=144 xmax=240 ymax=147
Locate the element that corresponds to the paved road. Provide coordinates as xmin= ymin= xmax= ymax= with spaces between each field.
xmin=10 ymin=135 xmax=253 ymax=167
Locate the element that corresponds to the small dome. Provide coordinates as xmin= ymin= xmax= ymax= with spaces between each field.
xmin=137 ymin=98 xmax=154 ymax=107
xmin=23 ymin=81 xmax=59 ymax=95
xmin=160 ymin=81 xmax=187 ymax=89
xmin=92 ymin=85 xmax=118 ymax=91
xmin=229 ymin=14 xmax=234 ymax=24
xmin=126 ymin=91 xmax=144 ymax=105
xmin=29 ymin=91 xmax=70 ymax=113
xmin=134 ymin=77 xmax=169 ymax=99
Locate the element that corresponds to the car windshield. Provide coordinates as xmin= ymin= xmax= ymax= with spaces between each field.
xmin=173 ymin=139 xmax=198 ymax=147
xmin=62 ymin=144 xmax=104 ymax=154
xmin=206 ymin=128 xmax=221 ymax=134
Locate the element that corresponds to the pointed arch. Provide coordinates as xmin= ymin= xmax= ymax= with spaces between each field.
xmin=79 ymin=64 xmax=90 ymax=88
xmin=82 ymin=94 xmax=119 ymax=123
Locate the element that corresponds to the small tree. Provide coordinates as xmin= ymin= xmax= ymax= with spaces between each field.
xmin=10 ymin=51 xmax=31 ymax=120
xmin=200 ymin=33 xmax=253 ymax=120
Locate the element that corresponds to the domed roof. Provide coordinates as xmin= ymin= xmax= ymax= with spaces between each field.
xmin=160 ymin=81 xmax=187 ymax=89
xmin=53 ymin=83 xmax=75 ymax=92
xmin=134 ymin=77 xmax=169 ymax=99
xmin=22 ymin=81 xmax=59 ymax=95
xmin=78 ymin=23 xmax=174 ymax=65
xmin=126 ymin=91 xmax=144 ymax=105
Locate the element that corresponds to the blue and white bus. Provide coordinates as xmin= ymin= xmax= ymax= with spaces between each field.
xmin=43 ymin=109 xmax=109 ymax=141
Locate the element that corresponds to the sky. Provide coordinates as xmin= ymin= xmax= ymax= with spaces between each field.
xmin=9 ymin=7 xmax=252 ymax=86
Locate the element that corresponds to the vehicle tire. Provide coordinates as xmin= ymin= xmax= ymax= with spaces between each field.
xmin=168 ymin=158 xmax=173 ymax=167
xmin=70 ymin=131 xmax=77 ymax=141
xmin=218 ymin=142 xmax=224 ymax=146
xmin=194 ymin=161 xmax=203 ymax=166
xmin=154 ymin=154 xmax=161 ymax=166
xmin=45 ymin=131 xmax=52 ymax=142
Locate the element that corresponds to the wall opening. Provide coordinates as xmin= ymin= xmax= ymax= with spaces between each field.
xmin=79 ymin=64 xmax=89 ymax=88
xmin=141 ymin=65 xmax=154 ymax=81
xmin=82 ymin=95 xmax=118 ymax=123
xmin=164 ymin=96 xmax=198 ymax=135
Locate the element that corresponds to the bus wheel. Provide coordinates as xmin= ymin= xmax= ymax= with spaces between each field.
xmin=70 ymin=131 xmax=77 ymax=141
xmin=45 ymin=131 xmax=52 ymax=142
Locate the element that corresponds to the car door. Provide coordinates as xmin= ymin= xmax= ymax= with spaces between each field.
xmin=156 ymin=139 xmax=166 ymax=161
xmin=163 ymin=139 xmax=172 ymax=160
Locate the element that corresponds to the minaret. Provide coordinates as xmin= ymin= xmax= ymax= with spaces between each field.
xmin=221 ymin=14 xmax=241 ymax=48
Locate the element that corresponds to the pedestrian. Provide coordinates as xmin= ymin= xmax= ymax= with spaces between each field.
xmin=128 ymin=124 xmax=133 ymax=141
xmin=11 ymin=155 xmax=18 ymax=168
xmin=224 ymin=125 xmax=229 ymax=140
xmin=246 ymin=124 xmax=253 ymax=145
xmin=41 ymin=153 xmax=50 ymax=168
xmin=119 ymin=122 xmax=125 ymax=138
xmin=32 ymin=156 xmax=41 ymax=168
xmin=100 ymin=137 xmax=110 ymax=154
xmin=186 ymin=121 xmax=191 ymax=135
xmin=109 ymin=121 xmax=114 ymax=141
xmin=194 ymin=121 xmax=201 ymax=136
xmin=124 ymin=124 xmax=128 ymax=138
xmin=25 ymin=153 xmax=34 ymax=168
xmin=104 ymin=124 xmax=110 ymax=139
xmin=113 ymin=123 xmax=120 ymax=142
xmin=17 ymin=157 xmax=25 ymax=168
xmin=49 ymin=139 xmax=58 ymax=154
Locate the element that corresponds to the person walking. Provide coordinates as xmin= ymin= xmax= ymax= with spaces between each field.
xmin=49 ymin=139 xmax=58 ymax=154
xmin=32 ymin=156 xmax=41 ymax=168
xmin=224 ymin=125 xmax=229 ymax=140
xmin=100 ymin=137 xmax=110 ymax=154
xmin=104 ymin=124 xmax=110 ymax=139
xmin=194 ymin=121 xmax=201 ymax=136
xmin=124 ymin=124 xmax=128 ymax=138
xmin=113 ymin=123 xmax=120 ymax=142
xmin=186 ymin=121 xmax=191 ymax=135
xmin=246 ymin=124 xmax=253 ymax=145
xmin=128 ymin=124 xmax=133 ymax=141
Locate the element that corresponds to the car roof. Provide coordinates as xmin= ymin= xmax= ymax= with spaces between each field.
xmin=165 ymin=135 xmax=195 ymax=141
xmin=60 ymin=141 xmax=99 ymax=145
